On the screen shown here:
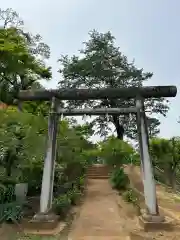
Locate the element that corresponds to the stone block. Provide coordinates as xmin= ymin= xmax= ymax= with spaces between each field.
xmin=22 ymin=212 xmax=59 ymax=231
xmin=139 ymin=215 xmax=174 ymax=232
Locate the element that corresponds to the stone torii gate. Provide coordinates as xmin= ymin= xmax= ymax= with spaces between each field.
xmin=17 ymin=85 xmax=177 ymax=224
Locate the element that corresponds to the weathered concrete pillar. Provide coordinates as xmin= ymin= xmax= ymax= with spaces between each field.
xmin=136 ymin=98 xmax=159 ymax=216
xmin=25 ymin=97 xmax=60 ymax=230
xmin=40 ymin=97 xmax=58 ymax=213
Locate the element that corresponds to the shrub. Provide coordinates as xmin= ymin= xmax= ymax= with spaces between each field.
xmin=67 ymin=186 xmax=81 ymax=205
xmin=122 ymin=188 xmax=139 ymax=204
xmin=76 ymin=175 xmax=85 ymax=191
xmin=63 ymin=161 xmax=86 ymax=182
xmin=0 ymin=177 xmax=17 ymax=186
xmin=53 ymin=194 xmax=71 ymax=218
xmin=122 ymin=188 xmax=140 ymax=214
xmin=0 ymin=202 xmax=23 ymax=223
xmin=0 ymin=184 xmax=23 ymax=223
xmin=99 ymin=137 xmax=135 ymax=166
xmin=110 ymin=167 xmax=129 ymax=190
xmin=0 ymin=185 xmax=16 ymax=204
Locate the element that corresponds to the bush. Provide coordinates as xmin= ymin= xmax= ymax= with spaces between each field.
xmin=63 ymin=161 xmax=86 ymax=182
xmin=53 ymin=194 xmax=71 ymax=218
xmin=122 ymin=188 xmax=140 ymax=214
xmin=0 ymin=185 xmax=16 ymax=204
xmin=0 ymin=184 xmax=23 ymax=223
xmin=0 ymin=202 xmax=23 ymax=223
xmin=99 ymin=137 xmax=135 ymax=166
xmin=122 ymin=188 xmax=139 ymax=205
xmin=76 ymin=175 xmax=85 ymax=191
xmin=0 ymin=177 xmax=17 ymax=186
xmin=110 ymin=167 xmax=129 ymax=190
xmin=67 ymin=186 xmax=81 ymax=205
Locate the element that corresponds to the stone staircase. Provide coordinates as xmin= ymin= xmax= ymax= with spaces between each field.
xmin=87 ymin=164 xmax=111 ymax=179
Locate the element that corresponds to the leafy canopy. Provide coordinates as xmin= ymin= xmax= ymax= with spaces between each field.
xmin=0 ymin=8 xmax=52 ymax=104
xmin=58 ymin=30 xmax=168 ymax=140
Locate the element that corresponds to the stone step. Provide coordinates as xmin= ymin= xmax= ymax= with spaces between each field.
xmin=88 ymin=165 xmax=109 ymax=169
xmin=87 ymin=171 xmax=110 ymax=174
xmin=87 ymin=175 xmax=109 ymax=179
xmin=87 ymin=175 xmax=109 ymax=178
xmin=87 ymin=173 xmax=109 ymax=177
xmin=88 ymin=166 xmax=109 ymax=169
xmin=69 ymin=236 xmax=130 ymax=240
xmin=87 ymin=169 xmax=110 ymax=172
xmin=87 ymin=169 xmax=110 ymax=173
xmin=87 ymin=172 xmax=109 ymax=175
xmin=87 ymin=173 xmax=110 ymax=176
xmin=87 ymin=173 xmax=109 ymax=176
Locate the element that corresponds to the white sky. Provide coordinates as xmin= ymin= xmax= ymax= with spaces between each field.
xmin=1 ymin=0 xmax=180 ymax=142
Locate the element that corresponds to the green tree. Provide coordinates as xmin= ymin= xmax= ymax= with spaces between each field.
xmin=0 ymin=8 xmax=51 ymax=104
xmin=147 ymin=117 xmax=160 ymax=138
xmin=74 ymin=123 xmax=94 ymax=139
xmin=127 ymin=116 xmax=160 ymax=139
xmin=149 ymin=137 xmax=180 ymax=188
xmin=0 ymin=108 xmax=94 ymax=192
xmin=58 ymin=30 xmax=168 ymax=140
xmin=0 ymin=109 xmax=47 ymax=178
xmin=99 ymin=136 xmax=135 ymax=166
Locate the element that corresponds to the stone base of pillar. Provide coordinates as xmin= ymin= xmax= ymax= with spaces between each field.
xmin=139 ymin=209 xmax=173 ymax=232
xmin=141 ymin=208 xmax=165 ymax=222
xmin=23 ymin=212 xmax=59 ymax=231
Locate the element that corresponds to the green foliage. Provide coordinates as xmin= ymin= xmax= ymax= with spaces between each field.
xmin=0 ymin=185 xmax=15 ymax=203
xmin=0 ymin=8 xmax=52 ymax=104
xmin=22 ymin=159 xmax=43 ymax=196
xmin=63 ymin=161 xmax=85 ymax=182
xmin=67 ymin=186 xmax=81 ymax=205
xmin=150 ymin=137 xmax=180 ymax=168
xmin=149 ymin=137 xmax=180 ymax=188
xmin=146 ymin=117 xmax=160 ymax=138
xmin=0 ymin=27 xmax=51 ymax=77
xmin=110 ymin=167 xmax=129 ymax=190
xmin=53 ymin=194 xmax=71 ymax=218
xmin=0 ymin=184 xmax=23 ymax=223
xmin=74 ymin=123 xmax=94 ymax=139
xmin=0 ymin=109 xmax=47 ymax=179
xmin=81 ymin=147 xmax=101 ymax=165
xmin=0 ymin=202 xmax=23 ymax=223
xmin=76 ymin=175 xmax=86 ymax=191
xmin=150 ymin=138 xmax=171 ymax=162
xmin=58 ymin=30 xmax=168 ymax=139
xmin=130 ymin=152 xmax=141 ymax=166
xmin=0 ymin=177 xmax=17 ymax=186
xmin=23 ymin=101 xmax=50 ymax=117
xmin=99 ymin=137 xmax=135 ymax=166
xmin=0 ymin=107 xmax=92 ymax=201
xmin=122 ymin=188 xmax=140 ymax=213
xmin=122 ymin=188 xmax=139 ymax=205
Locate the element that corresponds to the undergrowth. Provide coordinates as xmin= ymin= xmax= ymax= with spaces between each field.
xmin=122 ymin=188 xmax=141 ymax=214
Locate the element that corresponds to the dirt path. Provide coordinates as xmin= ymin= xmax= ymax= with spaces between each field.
xmin=68 ymin=179 xmax=130 ymax=240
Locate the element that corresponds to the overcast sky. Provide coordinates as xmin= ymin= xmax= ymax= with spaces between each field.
xmin=1 ymin=0 xmax=180 ymax=141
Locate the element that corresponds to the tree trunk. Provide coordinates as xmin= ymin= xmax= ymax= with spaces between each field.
xmin=165 ymin=167 xmax=176 ymax=189
xmin=169 ymin=170 xmax=176 ymax=190
xmin=6 ymin=165 xmax=12 ymax=177
xmin=112 ymin=115 xmax=124 ymax=140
